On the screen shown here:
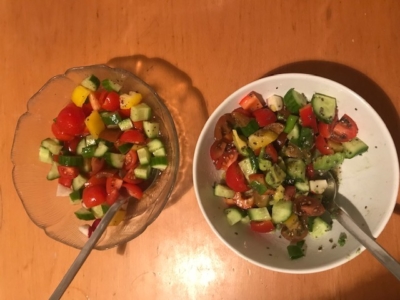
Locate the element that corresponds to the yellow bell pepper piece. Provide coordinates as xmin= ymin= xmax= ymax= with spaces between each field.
xmin=284 ymin=213 xmax=300 ymax=231
xmin=120 ymin=91 xmax=142 ymax=109
xmin=71 ymin=85 xmax=91 ymax=107
xmin=85 ymin=111 xmax=105 ymax=139
xmin=248 ymin=129 xmax=278 ymax=151
xmin=109 ymin=209 xmax=126 ymax=226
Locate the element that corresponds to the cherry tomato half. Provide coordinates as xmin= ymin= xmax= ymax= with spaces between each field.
xmin=124 ymin=149 xmax=139 ymax=170
xmin=331 ymin=114 xmax=358 ymax=142
xmin=51 ymin=122 xmax=74 ymax=141
xmin=57 ymin=166 xmax=79 ymax=179
xmin=82 ymin=185 xmax=107 ymax=208
xmin=250 ymin=220 xmax=275 ymax=233
xmin=106 ymin=176 xmax=123 ymax=194
xmin=119 ymin=129 xmax=146 ymax=144
xmin=55 ymin=104 xmax=86 ymax=135
xmin=122 ymin=183 xmax=143 ymax=200
xmin=102 ymin=91 xmax=120 ymax=111
xmin=225 ymin=161 xmax=248 ymax=192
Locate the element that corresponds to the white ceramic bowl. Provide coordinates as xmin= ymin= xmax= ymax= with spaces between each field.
xmin=193 ymin=73 xmax=399 ymax=274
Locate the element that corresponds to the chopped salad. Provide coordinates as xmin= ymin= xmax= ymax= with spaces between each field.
xmin=39 ymin=75 xmax=168 ymax=237
xmin=210 ymin=89 xmax=368 ymax=259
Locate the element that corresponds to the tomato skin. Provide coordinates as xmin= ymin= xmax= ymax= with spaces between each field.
xmin=239 ymin=91 xmax=264 ymax=112
xmin=119 ymin=129 xmax=146 ymax=144
xmin=64 ymin=137 xmax=81 ymax=154
xmin=51 ymin=122 xmax=74 ymax=141
xmin=124 ymin=149 xmax=139 ymax=170
xmin=264 ymin=144 xmax=278 ymax=163
xmin=315 ymin=134 xmax=334 ymax=155
xmin=106 ymin=189 xmax=120 ymax=205
xmin=106 ymin=176 xmax=123 ymax=194
xmin=284 ymin=185 xmax=297 ymax=200
xmin=123 ymin=168 xmax=144 ymax=184
xmin=119 ymin=109 xmax=131 ymax=118
xmin=210 ymin=139 xmax=227 ymax=161
xmin=94 ymin=90 xmax=108 ymax=106
xmin=122 ymin=183 xmax=143 ymax=200
xmin=56 ymin=104 xmax=86 ymax=135
xmin=58 ymin=177 xmax=72 ymax=188
xmin=252 ymin=107 xmax=277 ymax=127
xmin=250 ymin=220 xmax=275 ymax=233
xmin=299 ymin=104 xmax=318 ymax=133
xmin=331 ymin=114 xmax=358 ymax=142
xmin=225 ymin=161 xmax=248 ymax=192
xmin=82 ymin=101 xmax=93 ymax=116
xmin=214 ymin=147 xmax=238 ymax=171
xmin=90 ymin=158 xmax=105 ymax=175
xmin=306 ymin=163 xmax=316 ymax=179
xmin=57 ymin=166 xmax=79 ymax=179
xmin=133 ymin=121 xmax=144 ymax=131
xmin=82 ymin=185 xmax=107 ymax=208
xmin=102 ymin=91 xmax=120 ymax=111
xmin=85 ymin=176 xmax=107 ymax=188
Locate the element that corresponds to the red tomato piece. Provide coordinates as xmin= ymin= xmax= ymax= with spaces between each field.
xmin=122 ymin=183 xmax=143 ymax=200
xmin=123 ymin=168 xmax=144 ymax=184
xmin=82 ymin=101 xmax=93 ymax=117
xmin=56 ymin=104 xmax=86 ymax=135
xmin=133 ymin=121 xmax=144 ymax=131
xmin=239 ymin=91 xmax=264 ymax=112
xmin=250 ymin=220 xmax=275 ymax=233
xmin=58 ymin=177 xmax=72 ymax=188
xmin=82 ymin=185 xmax=107 ymax=208
xmin=85 ymin=176 xmax=107 ymax=188
xmin=106 ymin=176 xmax=123 ymax=194
xmin=284 ymin=185 xmax=297 ymax=200
xmin=315 ymin=134 xmax=334 ymax=155
xmin=299 ymin=104 xmax=318 ymax=133
xmin=94 ymin=90 xmax=108 ymax=106
xmin=210 ymin=139 xmax=227 ymax=161
xmin=331 ymin=114 xmax=358 ymax=142
xmin=214 ymin=147 xmax=238 ymax=171
xmin=124 ymin=149 xmax=139 ymax=170
xmin=252 ymin=107 xmax=277 ymax=127
xmin=225 ymin=161 xmax=248 ymax=192
xmin=64 ymin=137 xmax=81 ymax=154
xmin=91 ymin=158 xmax=105 ymax=175
xmin=119 ymin=108 xmax=131 ymax=118
xmin=106 ymin=188 xmax=120 ymax=205
xmin=306 ymin=163 xmax=316 ymax=179
xmin=102 ymin=91 xmax=121 ymax=111
xmin=119 ymin=129 xmax=146 ymax=144
xmin=57 ymin=166 xmax=79 ymax=179
xmin=264 ymin=144 xmax=278 ymax=163
xmin=51 ymin=122 xmax=74 ymax=141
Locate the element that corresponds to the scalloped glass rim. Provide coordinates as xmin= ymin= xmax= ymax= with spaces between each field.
xmin=193 ymin=73 xmax=399 ymax=274
xmin=11 ymin=64 xmax=179 ymax=250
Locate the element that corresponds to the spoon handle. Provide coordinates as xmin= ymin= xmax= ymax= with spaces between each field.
xmin=49 ymin=198 xmax=125 ymax=300
xmin=336 ymin=211 xmax=400 ymax=280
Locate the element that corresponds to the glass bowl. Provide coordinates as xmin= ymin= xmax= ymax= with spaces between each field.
xmin=193 ymin=73 xmax=399 ymax=274
xmin=11 ymin=65 xmax=179 ymax=250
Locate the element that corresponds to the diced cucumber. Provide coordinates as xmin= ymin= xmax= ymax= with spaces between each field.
xmin=150 ymin=156 xmax=168 ymax=170
xmin=265 ymin=164 xmax=286 ymax=188
xmin=81 ymin=145 xmax=97 ymax=158
xmin=248 ymin=207 xmax=271 ymax=221
xmin=299 ymin=127 xmax=314 ymax=150
xmin=214 ymin=184 xmax=235 ymax=198
xmin=313 ymin=152 xmax=344 ymax=171
xmin=46 ymin=161 xmax=60 ymax=180
xmin=283 ymin=115 xmax=299 ymax=134
xmin=240 ymin=119 xmax=259 ymax=137
xmin=137 ymin=147 xmax=152 ymax=165
xmin=81 ymin=75 xmax=100 ymax=91
xmin=130 ymin=103 xmax=152 ymax=121
xmin=295 ymin=180 xmax=309 ymax=193
xmin=91 ymin=204 xmax=110 ymax=219
xmin=143 ymin=121 xmax=160 ymax=138
xmin=101 ymin=112 xmax=122 ymax=127
xmin=41 ymin=138 xmax=62 ymax=155
xmin=342 ymin=137 xmax=369 ymax=159
xmin=311 ymin=93 xmax=337 ymax=124
xmin=309 ymin=179 xmax=328 ymax=194
xmin=74 ymin=207 xmax=96 ymax=221
xmin=58 ymin=155 xmax=84 ymax=167
xmin=72 ymin=174 xmax=87 ymax=191
xmin=39 ymin=146 xmax=52 ymax=164
xmin=134 ymin=164 xmax=151 ymax=179
xmin=118 ymin=143 xmax=133 ymax=154
xmin=147 ymin=138 xmax=164 ymax=153
xmin=285 ymin=158 xmax=306 ymax=181
xmin=76 ymin=138 xmax=87 ymax=155
xmin=94 ymin=141 xmax=109 ymax=157
xmin=101 ymin=79 xmax=122 ymax=92
xmin=118 ymin=118 xmax=133 ymax=131
xmin=283 ymin=88 xmax=308 ymax=113
xmin=238 ymin=158 xmax=257 ymax=180
xmin=153 ymin=147 xmax=166 ymax=157
xmin=258 ymin=158 xmax=272 ymax=171
xmin=69 ymin=189 xmax=82 ymax=205
xmin=287 ymin=123 xmax=300 ymax=141
xmin=309 ymin=217 xmax=331 ymax=238
xmin=272 ymin=200 xmax=293 ymax=223
xmin=104 ymin=153 xmax=125 ymax=169
xmin=224 ymin=207 xmax=246 ymax=226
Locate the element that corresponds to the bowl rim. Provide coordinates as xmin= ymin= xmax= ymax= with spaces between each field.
xmin=193 ymin=72 xmax=399 ymax=273
xmin=11 ymin=64 xmax=180 ymax=250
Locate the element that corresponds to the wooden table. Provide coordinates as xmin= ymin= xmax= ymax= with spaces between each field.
xmin=1 ymin=1 xmax=400 ymax=299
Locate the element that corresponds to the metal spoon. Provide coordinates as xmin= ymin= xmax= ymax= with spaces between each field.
xmin=321 ymin=172 xmax=400 ymax=280
xmin=49 ymin=197 xmax=126 ymax=300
